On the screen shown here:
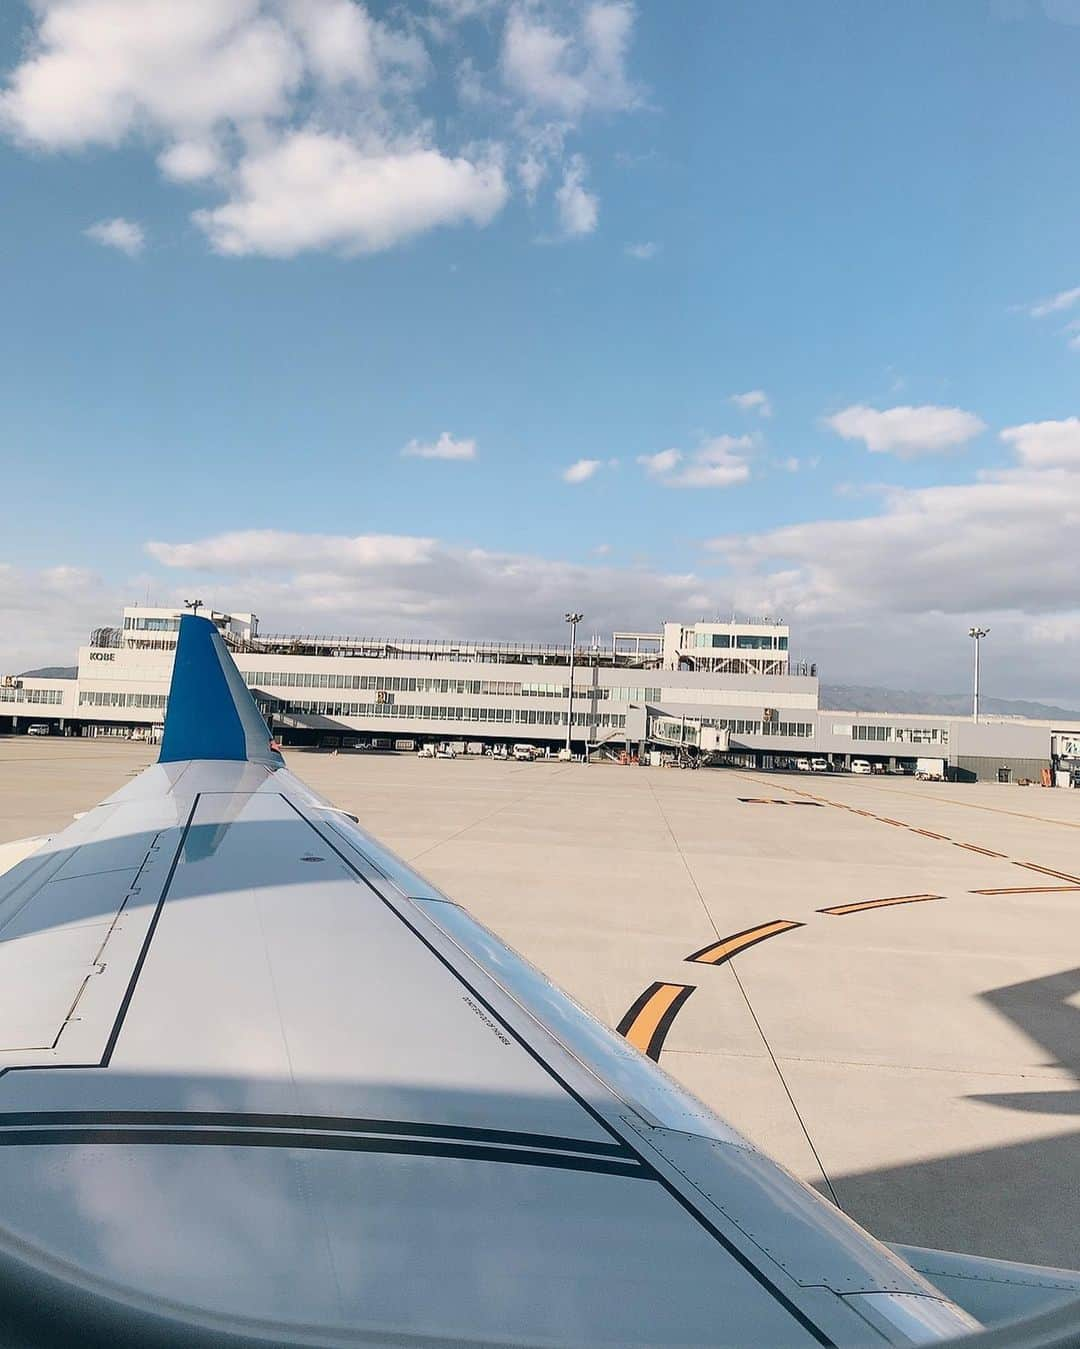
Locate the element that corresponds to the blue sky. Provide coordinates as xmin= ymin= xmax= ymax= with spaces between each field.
xmin=2 ymin=0 xmax=1079 ymax=699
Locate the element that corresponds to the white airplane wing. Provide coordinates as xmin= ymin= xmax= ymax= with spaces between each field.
xmin=0 ymin=615 xmax=1009 ymax=1346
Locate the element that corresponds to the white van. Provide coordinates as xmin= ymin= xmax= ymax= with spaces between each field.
xmin=811 ymin=757 xmax=829 ymax=773
xmin=851 ymin=759 xmax=872 ymax=775
xmin=795 ymin=757 xmax=811 ymax=771
xmin=512 ymin=743 xmax=537 ymax=761
xmin=26 ymin=724 xmax=50 ymax=736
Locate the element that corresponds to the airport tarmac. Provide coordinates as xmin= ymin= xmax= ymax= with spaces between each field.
xmin=2 ymin=737 xmax=1079 ymax=1269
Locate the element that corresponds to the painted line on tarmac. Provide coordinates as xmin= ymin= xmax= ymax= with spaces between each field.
xmin=616 ymin=983 xmax=695 ymax=1061
xmin=737 ymin=798 xmax=825 ymax=807
xmin=1011 ymin=862 xmax=1080 ymax=883
xmin=686 ymin=920 xmax=804 ymax=966
xmin=818 ymin=894 xmax=941 ymax=917
xmin=735 ymin=772 xmax=1077 ymax=886
xmin=970 ymin=885 xmax=1080 ymax=895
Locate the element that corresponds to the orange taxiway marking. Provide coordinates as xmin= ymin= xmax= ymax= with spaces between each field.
xmin=615 ymin=982 xmax=695 ymax=1061
xmin=818 ymin=894 xmax=941 ymax=917
xmin=686 ymin=919 xmax=804 ymax=966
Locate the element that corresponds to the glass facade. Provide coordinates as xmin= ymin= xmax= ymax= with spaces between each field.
xmin=0 ymin=687 xmax=64 ymax=704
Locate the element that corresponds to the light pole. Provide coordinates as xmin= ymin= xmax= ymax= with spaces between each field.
xmin=564 ymin=611 xmax=583 ymax=755
xmin=185 ymin=598 xmax=203 ymax=617
xmin=969 ymin=626 xmax=989 ymax=722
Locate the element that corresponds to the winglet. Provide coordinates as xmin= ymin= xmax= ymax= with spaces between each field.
xmin=159 ymin=615 xmax=284 ymax=767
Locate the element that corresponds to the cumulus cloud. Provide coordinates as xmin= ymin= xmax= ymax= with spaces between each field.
xmin=704 ymin=430 xmax=1080 ymax=698
xmin=500 ymin=1 xmax=638 ymax=118
xmin=1 ymin=0 xmax=642 ymax=258
xmin=637 ymin=448 xmax=681 ymax=476
xmin=157 ymin=138 xmax=223 ymax=182
xmin=0 ymin=562 xmax=116 ymax=673
xmin=1000 ymin=418 xmax=1080 ymax=468
xmin=562 ymin=457 xmax=603 ymax=483
xmin=194 ymin=131 xmax=507 ymax=257
xmin=555 ymin=153 xmax=598 ymax=236
xmin=825 ymin=403 xmax=985 ymax=456
xmin=730 ymin=389 xmax=771 ymax=417
xmin=140 ymin=527 xmax=729 ymax=645
xmin=639 ymin=435 xmax=754 ymax=489
xmin=1 ymin=0 xmax=301 ymax=149
xmin=146 ymin=531 xmax=435 ymax=570
xmin=84 ymin=216 xmax=145 ymax=255
xmin=401 ymin=431 xmax=477 ymax=461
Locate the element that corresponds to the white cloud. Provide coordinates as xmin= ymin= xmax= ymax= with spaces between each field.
xmin=146 ymin=531 xmax=435 ymax=570
xmin=637 ymin=448 xmax=681 ymax=476
xmin=825 ymin=403 xmax=985 ymax=456
xmin=138 ymin=528 xmax=729 ymax=649
xmin=703 ymin=429 xmax=1080 ymax=697
xmin=624 ymin=240 xmax=657 ymax=260
xmin=562 ymin=457 xmax=603 ymax=483
xmin=1 ymin=0 xmax=642 ymax=260
xmin=518 ymin=150 xmax=547 ymax=200
xmin=84 ymin=216 xmax=145 ymax=255
xmin=639 ymin=434 xmax=753 ymax=489
xmin=1028 ymin=284 xmax=1080 ymax=318
xmin=555 ymin=153 xmax=598 ymax=237
xmin=779 ymin=456 xmax=800 ymax=473
xmin=1000 ymin=418 xmax=1080 ymax=468
xmin=730 ymin=389 xmax=772 ymax=417
xmin=1 ymin=1 xmax=303 ymax=149
xmin=157 ymin=138 xmax=222 ymax=182
xmin=500 ymin=1 xmax=638 ymax=119
xmin=401 ymin=431 xmax=477 ymax=461
xmin=194 ymin=131 xmax=507 ymax=257
xmin=0 ymin=562 xmax=115 ymax=673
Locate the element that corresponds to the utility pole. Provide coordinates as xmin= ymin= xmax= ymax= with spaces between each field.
xmin=564 ymin=611 xmax=583 ymax=755
xmin=968 ymin=626 xmax=989 ymax=723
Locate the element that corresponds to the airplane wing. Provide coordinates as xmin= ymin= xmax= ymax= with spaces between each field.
xmin=0 ymin=615 xmax=998 ymax=1346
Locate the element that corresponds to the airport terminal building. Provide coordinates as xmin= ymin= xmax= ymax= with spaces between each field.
xmin=3 ymin=604 xmax=1079 ymax=783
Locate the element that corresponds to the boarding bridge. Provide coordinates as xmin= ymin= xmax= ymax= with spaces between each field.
xmin=647 ymin=716 xmax=730 ymax=754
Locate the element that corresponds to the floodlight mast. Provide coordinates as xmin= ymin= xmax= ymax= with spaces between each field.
xmin=969 ymin=626 xmax=989 ymax=723
xmin=564 ymin=612 xmax=583 ymax=754
xmin=185 ymin=599 xmax=204 ymax=617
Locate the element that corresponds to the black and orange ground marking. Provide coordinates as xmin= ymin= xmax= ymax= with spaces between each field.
xmin=1012 ymin=862 xmax=1080 ymax=883
xmin=970 ymin=885 xmax=1080 ymax=895
xmin=737 ymin=798 xmax=824 ymax=807
xmin=951 ymin=842 xmax=1008 ymax=858
xmin=616 ymin=982 xmax=695 ymax=1061
xmin=686 ymin=919 xmax=804 ymax=966
xmin=817 ymin=893 xmax=941 ymax=917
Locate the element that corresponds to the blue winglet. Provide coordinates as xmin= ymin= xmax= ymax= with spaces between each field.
xmin=159 ymin=615 xmax=284 ymax=767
